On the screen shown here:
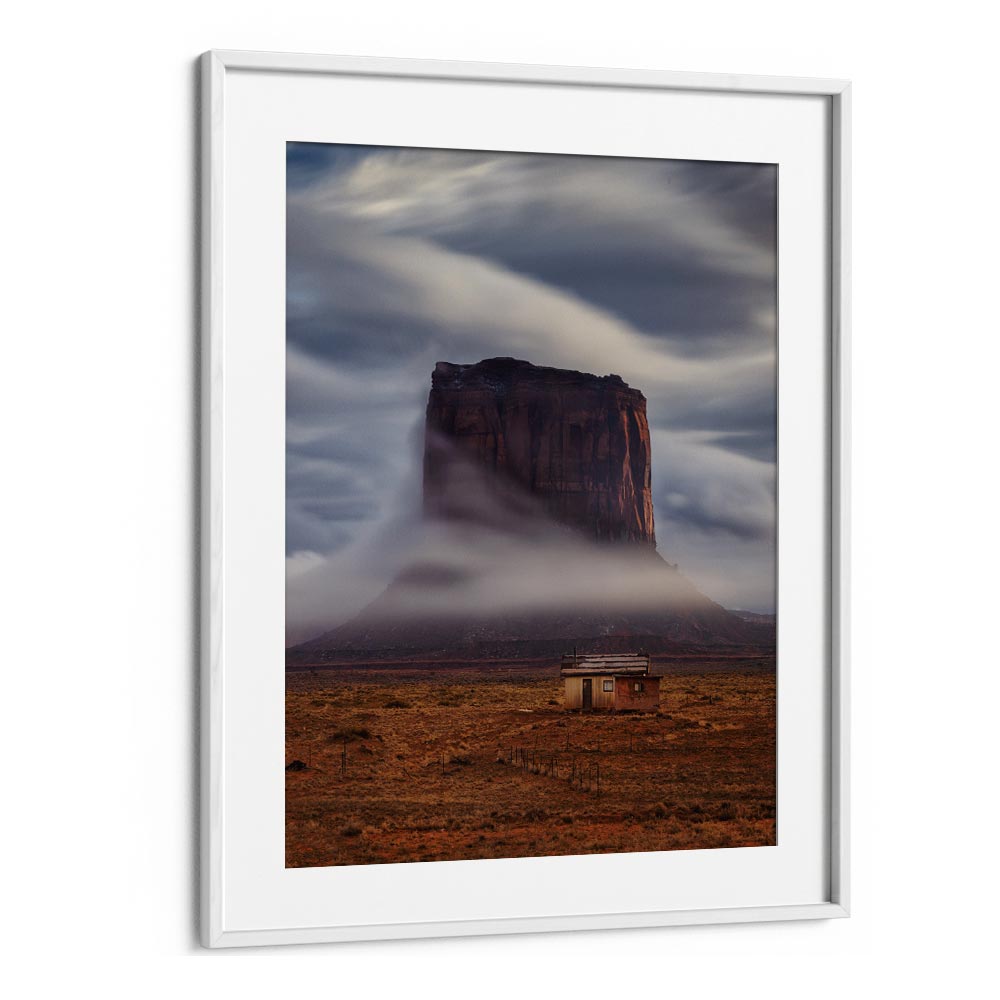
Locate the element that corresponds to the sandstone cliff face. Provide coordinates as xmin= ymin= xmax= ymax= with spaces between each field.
xmin=423 ymin=358 xmax=656 ymax=547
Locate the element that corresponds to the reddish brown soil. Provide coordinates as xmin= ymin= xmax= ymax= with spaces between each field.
xmin=285 ymin=659 xmax=775 ymax=868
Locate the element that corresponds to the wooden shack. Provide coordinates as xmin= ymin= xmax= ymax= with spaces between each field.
xmin=560 ymin=652 xmax=660 ymax=712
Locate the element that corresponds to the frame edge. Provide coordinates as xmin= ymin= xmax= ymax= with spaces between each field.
xmin=206 ymin=47 xmax=849 ymax=97
xmin=200 ymin=48 xmax=226 ymax=950
xmin=210 ymin=902 xmax=849 ymax=949
xmin=829 ymin=81 xmax=852 ymax=916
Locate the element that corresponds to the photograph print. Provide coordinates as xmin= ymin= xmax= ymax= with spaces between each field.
xmin=285 ymin=142 xmax=777 ymax=868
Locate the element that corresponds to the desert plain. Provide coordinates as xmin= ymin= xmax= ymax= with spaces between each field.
xmin=286 ymin=657 xmax=775 ymax=868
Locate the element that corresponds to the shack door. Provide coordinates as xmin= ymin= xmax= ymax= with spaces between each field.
xmin=582 ymin=678 xmax=593 ymax=710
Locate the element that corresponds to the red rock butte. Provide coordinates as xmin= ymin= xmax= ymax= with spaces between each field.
xmin=423 ymin=358 xmax=657 ymax=547
xmin=289 ymin=358 xmax=776 ymax=660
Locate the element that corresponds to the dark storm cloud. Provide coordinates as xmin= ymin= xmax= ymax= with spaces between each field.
xmin=412 ymin=158 xmax=777 ymax=355
xmin=646 ymin=376 xmax=777 ymax=464
xmin=288 ymin=147 xmax=775 ymax=354
xmin=285 ymin=142 xmax=778 ymax=629
xmin=704 ymin=430 xmax=777 ymax=465
xmin=287 ymin=142 xmax=390 ymax=190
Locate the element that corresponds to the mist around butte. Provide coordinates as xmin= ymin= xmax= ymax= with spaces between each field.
xmin=289 ymin=357 xmax=774 ymax=658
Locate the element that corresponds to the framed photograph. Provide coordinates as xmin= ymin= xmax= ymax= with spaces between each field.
xmin=200 ymin=50 xmax=850 ymax=947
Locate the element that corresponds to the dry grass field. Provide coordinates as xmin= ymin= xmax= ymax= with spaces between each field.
xmin=285 ymin=659 xmax=775 ymax=868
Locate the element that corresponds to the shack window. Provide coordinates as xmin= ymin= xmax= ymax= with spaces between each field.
xmin=602 ymin=679 xmax=614 ymax=692
xmin=633 ymin=681 xmax=644 ymax=693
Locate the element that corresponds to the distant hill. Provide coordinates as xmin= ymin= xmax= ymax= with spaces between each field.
xmin=726 ymin=610 xmax=777 ymax=625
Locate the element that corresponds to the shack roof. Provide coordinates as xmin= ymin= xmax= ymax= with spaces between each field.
xmin=560 ymin=652 xmax=651 ymax=676
xmin=561 ymin=672 xmax=663 ymax=681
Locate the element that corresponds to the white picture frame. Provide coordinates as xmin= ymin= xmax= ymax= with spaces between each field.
xmin=200 ymin=49 xmax=850 ymax=948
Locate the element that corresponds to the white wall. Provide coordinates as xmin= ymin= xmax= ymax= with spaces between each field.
xmin=3 ymin=2 xmax=997 ymax=996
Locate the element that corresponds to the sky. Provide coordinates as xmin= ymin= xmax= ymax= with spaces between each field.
xmin=286 ymin=143 xmax=777 ymax=642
